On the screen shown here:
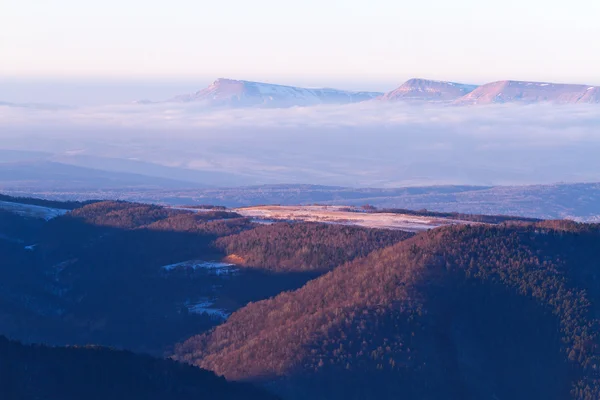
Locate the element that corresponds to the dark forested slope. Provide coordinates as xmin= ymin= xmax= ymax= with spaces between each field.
xmin=0 ymin=335 xmax=278 ymax=400
xmin=175 ymin=222 xmax=600 ymax=400
xmin=216 ymin=222 xmax=414 ymax=272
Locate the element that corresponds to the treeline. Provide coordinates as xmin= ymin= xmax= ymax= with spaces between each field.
xmin=175 ymin=223 xmax=600 ymax=400
xmin=215 ymin=222 xmax=414 ymax=272
xmin=373 ymin=206 xmax=541 ymax=224
xmin=0 ymin=193 xmax=96 ymax=210
xmin=178 ymin=205 xmax=228 ymax=210
xmin=0 ymin=335 xmax=278 ymax=400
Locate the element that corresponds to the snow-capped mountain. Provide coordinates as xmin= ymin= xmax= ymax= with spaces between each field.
xmin=380 ymin=78 xmax=478 ymax=102
xmin=454 ymin=80 xmax=600 ymax=105
xmin=166 ymin=78 xmax=383 ymax=108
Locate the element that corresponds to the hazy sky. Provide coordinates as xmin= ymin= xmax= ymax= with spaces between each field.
xmin=2 ymin=0 xmax=600 ymax=87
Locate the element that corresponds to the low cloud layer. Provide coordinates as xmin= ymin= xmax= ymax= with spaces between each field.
xmin=1 ymin=102 xmax=599 ymax=188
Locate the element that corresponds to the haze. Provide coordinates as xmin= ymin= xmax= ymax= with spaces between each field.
xmin=2 ymin=102 xmax=600 ymax=188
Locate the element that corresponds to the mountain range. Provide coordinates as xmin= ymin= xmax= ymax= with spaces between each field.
xmin=3 ymin=78 xmax=599 ymax=109
xmin=148 ymin=78 xmax=600 ymax=108
xmin=164 ymin=78 xmax=382 ymax=107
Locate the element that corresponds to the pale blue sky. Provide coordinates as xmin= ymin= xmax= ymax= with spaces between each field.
xmin=2 ymin=0 xmax=600 ymax=87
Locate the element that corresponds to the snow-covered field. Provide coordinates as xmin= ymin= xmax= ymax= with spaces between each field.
xmin=0 ymin=201 xmax=68 ymax=220
xmin=161 ymin=260 xmax=237 ymax=275
xmin=235 ymin=205 xmax=470 ymax=232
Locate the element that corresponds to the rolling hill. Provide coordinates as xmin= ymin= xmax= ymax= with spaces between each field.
xmin=175 ymin=221 xmax=600 ymax=400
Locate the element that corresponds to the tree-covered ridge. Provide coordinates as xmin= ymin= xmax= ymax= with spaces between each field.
xmin=68 ymin=201 xmax=184 ymax=229
xmin=0 ymin=335 xmax=278 ymax=400
xmin=175 ymin=223 xmax=600 ymax=400
xmin=215 ymin=222 xmax=414 ymax=272
xmin=0 ymin=194 xmax=95 ymax=210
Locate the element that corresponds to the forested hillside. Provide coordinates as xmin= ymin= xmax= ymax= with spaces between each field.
xmin=0 ymin=199 xmax=413 ymax=355
xmin=175 ymin=222 xmax=600 ymax=400
xmin=216 ymin=222 xmax=413 ymax=272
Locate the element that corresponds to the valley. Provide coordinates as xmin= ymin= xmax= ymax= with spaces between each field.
xmin=4 ymin=2 xmax=599 ymax=398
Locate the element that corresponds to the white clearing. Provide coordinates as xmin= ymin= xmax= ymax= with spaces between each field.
xmin=235 ymin=205 xmax=473 ymax=232
xmin=0 ymin=201 xmax=68 ymax=220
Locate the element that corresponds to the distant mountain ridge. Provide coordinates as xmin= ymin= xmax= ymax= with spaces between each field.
xmin=165 ymin=78 xmax=383 ymax=108
xmin=380 ymin=78 xmax=478 ymax=102
xmin=454 ymin=80 xmax=600 ymax=105
xmin=155 ymin=77 xmax=600 ymax=107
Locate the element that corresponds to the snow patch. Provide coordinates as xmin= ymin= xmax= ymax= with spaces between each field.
xmin=186 ymin=299 xmax=229 ymax=320
xmin=250 ymin=218 xmax=276 ymax=225
xmin=162 ymin=260 xmax=237 ymax=275
xmin=0 ymin=201 xmax=68 ymax=220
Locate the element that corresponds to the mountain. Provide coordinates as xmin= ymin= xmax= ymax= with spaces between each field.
xmin=0 ymin=335 xmax=278 ymax=400
xmin=380 ymin=78 xmax=478 ymax=102
xmin=164 ymin=78 xmax=383 ymax=108
xmin=455 ymin=80 xmax=600 ymax=105
xmin=174 ymin=221 xmax=600 ymax=400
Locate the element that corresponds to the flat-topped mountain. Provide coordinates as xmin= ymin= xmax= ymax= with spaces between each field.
xmin=455 ymin=80 xmax=600 ymax=105
xmin=381 ymin=78 xmax=478 ymax=102
xmin=166 ymin=78 xmax=382 ymax=108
